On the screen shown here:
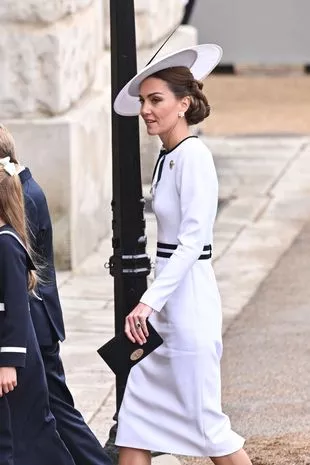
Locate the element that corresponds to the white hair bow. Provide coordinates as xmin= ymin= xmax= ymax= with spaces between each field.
xmin=0 ymin=156 xmax=17 ymax=176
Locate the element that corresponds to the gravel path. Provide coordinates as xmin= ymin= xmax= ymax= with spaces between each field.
xmin=201 ymin=74 xmax=310 ymax=136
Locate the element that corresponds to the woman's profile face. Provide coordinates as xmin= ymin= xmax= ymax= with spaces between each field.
xmin=139 ymin=77 xmax=187 ymax=136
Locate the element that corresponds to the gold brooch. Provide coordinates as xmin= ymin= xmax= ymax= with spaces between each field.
xmin=169 ymin=160 xmax=175 ymax=169
xmin=130 ymin=348 xmax=144 ymax=361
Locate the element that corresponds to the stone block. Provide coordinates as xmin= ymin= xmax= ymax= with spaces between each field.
xmin=0 ymin=0 xmax=94 ymax=24
xmin=137 ymin=24 xmax=197 ymax=72
xmin=0 ymin=2 xmax=102 ymax=118
xmin=135 ymin=0 xmax=184 ymax=49
xmin=94 ymin=51 xmax=111 ymax=93
xmin=152 ymin=24 xmax=198 ymax=60
xmin=69 ymin=91 xmax=112 ymax=269
xmin=103 ymin=0 xmax=184 ymax=49
xmin=4 ymin=88 xmax=112 ymax=270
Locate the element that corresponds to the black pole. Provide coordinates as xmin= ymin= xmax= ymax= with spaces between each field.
xmin=181 ymin=0 xmax=196 ymax=24
xmin=109 ymin=0 xmax=151 ymax=410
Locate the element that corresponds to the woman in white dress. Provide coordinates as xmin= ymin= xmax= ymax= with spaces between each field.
xmin=113 ymin=45 xmax=253 ymax=465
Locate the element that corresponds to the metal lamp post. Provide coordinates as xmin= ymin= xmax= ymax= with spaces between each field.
xmin=109 ymin=0 xmax=151 ymax=410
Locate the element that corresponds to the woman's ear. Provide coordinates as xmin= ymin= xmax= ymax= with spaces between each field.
xmin=181 ymin=96 xmax=191 ymax=113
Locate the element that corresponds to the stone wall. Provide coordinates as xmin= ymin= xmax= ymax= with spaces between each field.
xmin=1 ymin=0 xmax=196 ymax=269
xmin=2 ymin=0 xmax=110 ymax=270
xmin=0 ymin=1 xmax=101 ymax=117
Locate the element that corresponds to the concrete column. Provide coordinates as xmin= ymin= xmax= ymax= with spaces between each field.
xmin=1 ymin=0 xmax=112 ymax=269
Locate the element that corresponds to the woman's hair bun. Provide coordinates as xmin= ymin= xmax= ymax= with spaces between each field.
xmin=185 ymin=79 xmax=210 ymax=125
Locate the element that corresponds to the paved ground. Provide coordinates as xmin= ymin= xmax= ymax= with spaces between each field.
xmin=55 ymin=134 xmax=310 ymax=464
xmin=221 ymin=219 xmax=310 ymax=464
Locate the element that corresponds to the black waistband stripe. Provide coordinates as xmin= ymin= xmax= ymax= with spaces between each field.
xmin=157 ymin=242 xmax=211 ymax=252
xmin=156 ymin=242 xmax=212 ymax=260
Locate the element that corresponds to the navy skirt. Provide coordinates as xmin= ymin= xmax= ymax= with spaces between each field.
xmin=0 ymin=318 xmax=74 ymax=465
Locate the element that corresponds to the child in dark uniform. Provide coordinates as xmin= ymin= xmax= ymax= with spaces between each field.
xmin=0 ymin=125 xmax=111 ymax=465
xmin=0 ymin=160 xmax=75 ymax=465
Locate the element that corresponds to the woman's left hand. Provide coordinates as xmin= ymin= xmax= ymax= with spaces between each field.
xmin=125 ymin=302 xmax=153 ymax=345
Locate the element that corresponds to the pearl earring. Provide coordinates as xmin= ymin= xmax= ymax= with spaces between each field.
xmin=178 ymin=111 xmax=185 ymax=118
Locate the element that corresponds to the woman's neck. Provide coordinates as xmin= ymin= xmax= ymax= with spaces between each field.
xmin=160 ymin=124 xmax=191 ymax=151
xmin=0 ymin=219 xmax=6 ymax=227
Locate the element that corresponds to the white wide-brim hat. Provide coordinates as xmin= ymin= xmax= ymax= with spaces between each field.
xmin=113 ymin=43 xmax=223 ymax=116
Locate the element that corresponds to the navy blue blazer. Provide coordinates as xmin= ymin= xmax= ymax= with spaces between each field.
xmin=19 ymin=168 xmax=65 ymax=345
xmin=0 ymin=227 xmax=34 ymax=367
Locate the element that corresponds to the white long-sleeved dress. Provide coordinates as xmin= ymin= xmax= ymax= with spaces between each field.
xmin=115 ymin=136 xmax=244 ymax=457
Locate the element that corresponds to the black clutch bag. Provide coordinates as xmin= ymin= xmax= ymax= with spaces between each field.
xmin=97 ymin=320 xmax=163 ymax=376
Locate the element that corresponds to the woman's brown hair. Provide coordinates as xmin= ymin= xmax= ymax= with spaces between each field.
xmin=150 ymin=66 xmax=210 ymax=125
xmin=0 ymin=136 xmax=36 ymax=290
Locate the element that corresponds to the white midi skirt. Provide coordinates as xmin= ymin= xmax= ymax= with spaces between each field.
xmin=115 ymin=258 xmax=244 ymax=457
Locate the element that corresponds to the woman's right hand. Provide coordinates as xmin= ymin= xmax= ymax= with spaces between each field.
xmin=0 ymin=367 xmax=17 ymax=397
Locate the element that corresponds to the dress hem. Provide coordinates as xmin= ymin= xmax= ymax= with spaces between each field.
xmin=115 ymin=437 xmax=245 ymax=458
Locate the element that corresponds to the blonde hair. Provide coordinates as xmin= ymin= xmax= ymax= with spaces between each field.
xmin=0 ymin=128 xmax=36 ymax=290
xmin=0 ymin=124 xmax=18 ymax=164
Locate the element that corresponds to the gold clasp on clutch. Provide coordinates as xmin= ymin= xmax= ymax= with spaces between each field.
xmin=130 ymin=348 xmax=144 ymax=361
